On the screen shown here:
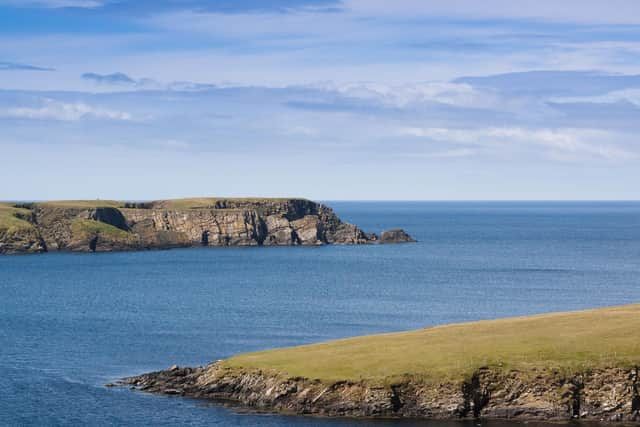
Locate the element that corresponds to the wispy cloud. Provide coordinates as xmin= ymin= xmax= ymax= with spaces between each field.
xmin=4 ymin=0 xmax=638 ymax=23
xmin=81 ymin=72 xmax=136 ymax=85
xmin=399 ymin=126 xmax=638 ymax=161
xmin=2 ymin=98 xmax=133 ymax=121
xmin=0 ymin=61 xmax=54 ymax=71
xmin=325 ymin=82 xmax=495 ymax=109
xmin=0 ymin=0 xmax=340 ymax=13
xmin=80 ymin=71 xmax=220 ymax=92
xmin=551 ymin=88 xmax=640 ymax=107
xmin=0 ymin=0 xmax=105 ymax=8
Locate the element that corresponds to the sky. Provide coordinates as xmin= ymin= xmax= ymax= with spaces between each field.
xmin=1 ymin=0 xmax=639 ymax=200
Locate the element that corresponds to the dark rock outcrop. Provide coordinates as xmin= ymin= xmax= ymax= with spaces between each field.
xmin=0 ymin=227 xmax=46 ymax=254
xmin=379 ymin=229 xmax=416 ymax=244
xmin=0 ymin=198 xmax=414 ymax=254
xmin=120 ymin=363 xmax=640 ymax=423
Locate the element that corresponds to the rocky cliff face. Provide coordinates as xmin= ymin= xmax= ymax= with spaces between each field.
xmin=0 ymin=198 xmax=412 ymax=254
xmin=121 ymin=363 xmax=640 ymax=423
xmin=0 ymin=226 xmax=46 ymax=254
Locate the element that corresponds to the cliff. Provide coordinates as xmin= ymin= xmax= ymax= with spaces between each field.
xmin=120 ymin=304 xmax=640 ymax=423
xmin=0 ymin=198 xmax=412 ymax=254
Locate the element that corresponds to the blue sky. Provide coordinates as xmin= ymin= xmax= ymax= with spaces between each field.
xmin=1 ymin=1 xmax=639 ymax=200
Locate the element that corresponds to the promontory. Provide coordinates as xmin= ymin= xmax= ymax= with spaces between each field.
xmin=121 ymin=304 xmax=640 ymax=423
xmin=0 ymin=198 xmax=414 ymax=254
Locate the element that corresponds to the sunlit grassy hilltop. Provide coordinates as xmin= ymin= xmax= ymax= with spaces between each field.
xmin=224 ymin=304 xmax=640 ymax=383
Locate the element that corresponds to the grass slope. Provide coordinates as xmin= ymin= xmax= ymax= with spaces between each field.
xmin=224 ymin=304 xmax=640 ymax=383
xmin=71 ymin=219 xmax=130 ymax=238
xmin=0 ymin=203 xmax=35 ymax=232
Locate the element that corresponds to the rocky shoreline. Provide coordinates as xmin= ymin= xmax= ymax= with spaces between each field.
xmin=0 ymin=198 xmax=415 ymax=254
xmin=119 ymin=363 xmax=640 ymax=423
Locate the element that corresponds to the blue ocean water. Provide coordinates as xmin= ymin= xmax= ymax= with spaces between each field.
xmin=1 ymin=201 xmax=639 ymax=426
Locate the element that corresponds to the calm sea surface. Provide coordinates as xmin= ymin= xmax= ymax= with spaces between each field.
xmin=1 ymin=202 xmax=639 ymax=426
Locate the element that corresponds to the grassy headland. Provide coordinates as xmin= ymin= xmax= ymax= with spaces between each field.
xmin=224 ymin=304 xmax=640 ymax=383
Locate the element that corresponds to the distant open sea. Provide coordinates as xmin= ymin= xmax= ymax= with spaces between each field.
xmin=1 ymin=202 xmax=639 ymax=426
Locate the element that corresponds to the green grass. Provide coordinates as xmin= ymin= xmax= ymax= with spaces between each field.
xmin=30 ymin=198 xmax=306 ymax=210
xmin=0 ymin=203 xmax=35 ymax=232
xmin=36 ymin=200 xmax=125 ymax=208
xmin=224 ymin=304 xmax=640 ymax=383
xmin=155 ymin=197 xmax=307 ymax=210
xmin=71 ymin=219 xmax=130 ymax=238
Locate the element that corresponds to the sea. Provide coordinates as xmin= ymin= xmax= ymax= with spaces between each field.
xmin=1 ymin=201 xmax=639 ymax=426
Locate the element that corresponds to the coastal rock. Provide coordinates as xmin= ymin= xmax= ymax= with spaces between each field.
xmin=291 ymin=215 xmax=322 ymax=245
xmin=120 ymin=364 xmax=640 ymax=422
xmin=0 ymin=198 xmax=414 ymax=254
xmin=379 ymin=229 xmax=416 ymax=244
xmin=0 ymin=227 xmax=46 ymax=254
xmin=263 ymin=214 xmax=297 ymax=245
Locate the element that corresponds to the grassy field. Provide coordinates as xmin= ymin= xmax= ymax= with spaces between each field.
xmin=156 ymin=197 xmax=305 ymax=209
xmin=0 ymin=203 xmax=35 ymax=231
xmin=23 ymin=198 xmax=304 ymax=210
xmin=224 ymin=304 xmax=640 ymax=383
xmin=36 ymin=200 xmax=125 ymax=208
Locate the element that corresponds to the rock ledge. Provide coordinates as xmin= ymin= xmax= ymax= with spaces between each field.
xmin=119 ymin=363 xmax=640 ymax=422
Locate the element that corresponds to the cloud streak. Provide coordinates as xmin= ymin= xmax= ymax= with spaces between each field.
xmin=81 ymin=72 xmax=136 ymax=85
xmin=0 ymin=0 xmax=341 ymax=13
xmin=0 ymin=0 xmax=104 ymax=8
xmin=0 ymin=61 xmax=54 ymax=71
xmin=2 ymin=98 xmax=133 ymax=121
xmin=399 ymin=126 xmax=638 ymax=161
xmin=80 ymin=71 xmax=219 ymax=91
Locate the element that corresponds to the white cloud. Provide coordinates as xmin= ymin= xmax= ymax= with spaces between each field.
xmin=3 ymin=99 xmax=133 ymax=121
xmin=552 ymin=88 xmax=640 ymax=107
xmin=325 ymin=82 xmax=499 ymax=109
xmin=399 ymin=126 xmax=638 ymax=160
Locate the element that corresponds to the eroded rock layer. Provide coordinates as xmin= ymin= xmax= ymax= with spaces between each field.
xmin=121 ymin=363 xmax=640 ymax=423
